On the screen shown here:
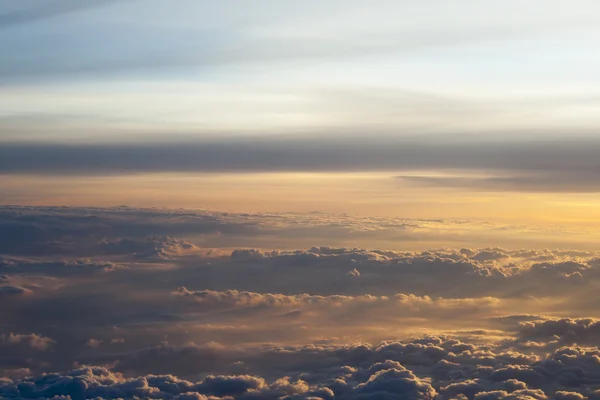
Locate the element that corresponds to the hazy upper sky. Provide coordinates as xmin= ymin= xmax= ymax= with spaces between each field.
xmin=3 ymin=0 xmax=600 ymax=140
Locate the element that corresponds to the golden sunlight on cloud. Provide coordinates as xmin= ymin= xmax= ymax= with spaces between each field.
xmin=4 ymin=172 xmax=600 ymax=250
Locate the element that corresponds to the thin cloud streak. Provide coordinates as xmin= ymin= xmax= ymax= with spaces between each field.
xmin=397 ymin=174 xmax=600 ymax=193
xmin=0 ymin=0 xmax=120 ymax=29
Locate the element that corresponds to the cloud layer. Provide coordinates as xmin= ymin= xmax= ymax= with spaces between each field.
xmin=2 ymin=337 xmax=600 ymax=399
xmin=2 ymin=138 xmax=600 ymax=193
xmin=1 ymin=206 xmax=600 ymax=398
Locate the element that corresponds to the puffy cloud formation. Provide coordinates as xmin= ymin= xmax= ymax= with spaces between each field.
xmin=166 ymin=246 xmax=600 ymax=301
xmin=173 ymin=288 xmax=501 ymax=323
xmin=0 ymin=333 xmax=55 ymax=351
xmin=347 ymin=268 xmax=361 ymax=278
xmin=3 ymin=338 xmax=600 ymax=399
xmin=99 ymin=236 xmax=199 ymax=259
xmin=1 ymin=206 xmax=600 ymax=398
xmin=0 ymin=333 xmax=56 ymax=377
xmin=0 ymin=364 xmax=432 ymax=400
xmin=517 ymin=318 xmax=600 ymax=346
xmin=173 ymin=287 xmax=385 ymax=308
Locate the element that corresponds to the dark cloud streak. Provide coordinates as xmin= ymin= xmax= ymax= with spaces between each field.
xmin=1 ymin=137 xmax=600 ymax=192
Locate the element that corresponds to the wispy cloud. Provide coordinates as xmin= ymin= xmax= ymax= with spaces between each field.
xmin=0 ymin=0 xmax=120 ymax=29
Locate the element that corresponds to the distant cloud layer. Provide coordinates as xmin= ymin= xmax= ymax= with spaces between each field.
xmin=1 ymin=137 xmax=599 ymax=186
xmin=0 ymin=204 xmax=572 ymax=254
xmin=1 ymin=206 xmax=600 ymax=398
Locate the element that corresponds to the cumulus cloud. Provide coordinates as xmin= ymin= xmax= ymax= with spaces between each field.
xmin=347 ymin=268 xmax=361 ymax=278
xmin=1 ymin=206 xmax=600 ymax=398
xmin=0 ymin=333 xmax=56 ymax=374
xmin=171 ymin=287 xmax=502 ymax=333
xmin=517 ymin=318 xmax=600 ymax=347
xmin=2 ymin=338 xmax=600 ymax=399
xmin=99 ymin=236 xmax=199 ymax=259
xmin=0 ymin=333 xmax=55 ymax=351
xmin=173 ymin=287 xmax=385 ymax=308
xmin=164 ymin=246 xmax=600 ymax=301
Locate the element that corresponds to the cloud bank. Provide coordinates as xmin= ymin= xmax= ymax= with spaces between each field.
xmin=1 ymin=206 xmax=600 ymax=398
xmin=1 ymin=137 xmax=599 ymax=184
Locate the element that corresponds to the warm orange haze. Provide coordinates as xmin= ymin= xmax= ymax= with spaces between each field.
xmin=2 ymin=1 xmax=600 ymax=399
xmin=5 ymin=172 xmax=600 ymax=251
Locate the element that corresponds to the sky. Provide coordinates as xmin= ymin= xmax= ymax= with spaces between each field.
xmin=3 ymin=0 xmax=600 ymax=246
xmin=3 ymin=2 xmax=600 ymax=399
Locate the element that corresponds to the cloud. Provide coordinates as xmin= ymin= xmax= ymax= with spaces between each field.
xmin=1 ymin=205 xmax=595 ymax=258
xmin=85 ymin=338 xmax=103 ymax=348
xmin=397 ymin=172 xmax=600 ymax=193
xmin=0 ymin=333 xmax=55 ymax=351
xmin=0 ymin=205 xmax=259 ymax=256
xmin=0 ymin=285 xmax=30 ymax=297
xmin=2 ymin=339 xmax=600 ymax=399
xmin=168 ymin=246 xmax=600 ymax=301
xmin=354 ymin=366 xmax=437 ymax=399
xmin=0 ymin=257 xmax=122 ymax=278
xmin=2 ymin=138 xmax=600 ymax=193
xmin=173 ymin=287 xmax=385 ymax=308
xmin=173 ymin=287 xmax=501 ymax=325
xmin=471 ymin=249 xmax=511 ymax=263
xmin=347 ymin=268 xmax=361 ymax=278
xmin=0 ymin=206 xmax=600 ymax=397
xmin=3 ymin=2 xmax=582 ymax=84
xmin=99 ymin=236 xmax=200 ymax=259
xmin=0 ymin=333 xmax=56 ymax=374
xmin=517 ymin=318 xmax=600 ymax=346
